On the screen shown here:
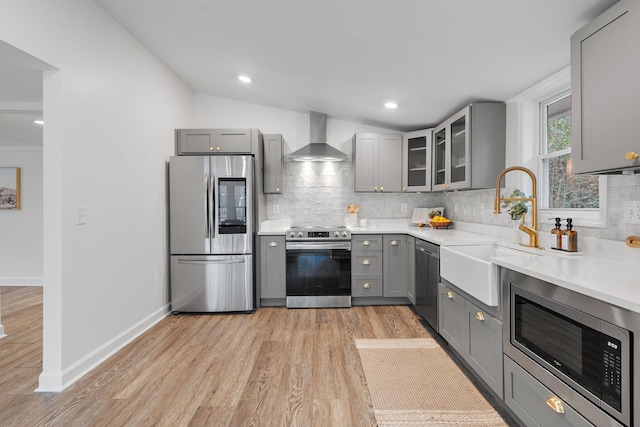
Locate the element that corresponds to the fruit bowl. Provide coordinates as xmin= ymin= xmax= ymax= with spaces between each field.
xmin=429 ymin=220 xmax=453 ymax=229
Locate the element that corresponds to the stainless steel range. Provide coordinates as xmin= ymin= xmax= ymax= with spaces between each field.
xmin=285 ymin=226 xmax=351 ymax=308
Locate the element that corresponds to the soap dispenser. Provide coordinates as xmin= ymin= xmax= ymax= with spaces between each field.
xmin=550 ymin=217 xmax=563 ymax=250
xmin=562 ymin=218 xmax=578 ymax=252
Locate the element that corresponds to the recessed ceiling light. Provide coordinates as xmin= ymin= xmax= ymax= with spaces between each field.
xmin=238 ymin=75 xmax=253 ymax=83
xmin=384 ymin=101 xmax=398 ymax=109
xmin=33 ymin=120 xmax=44 ymax=125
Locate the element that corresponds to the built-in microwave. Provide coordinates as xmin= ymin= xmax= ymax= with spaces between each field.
xmin=503 ymin=269 xmax=634 ymax=427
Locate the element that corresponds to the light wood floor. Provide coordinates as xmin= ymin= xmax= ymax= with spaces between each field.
xmin=0 ymin=287 xmax=435 ymax=426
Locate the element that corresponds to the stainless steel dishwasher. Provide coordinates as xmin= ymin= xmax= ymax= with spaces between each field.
xmin=414 ymin=240 xmax=439 ymax=330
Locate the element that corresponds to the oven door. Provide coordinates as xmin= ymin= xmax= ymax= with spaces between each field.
xmin=285 ymin=241 xmax=351 ymax=308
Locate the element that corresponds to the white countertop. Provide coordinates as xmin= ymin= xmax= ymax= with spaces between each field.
xmin=258 ymin=219 xmax=640 ymax=313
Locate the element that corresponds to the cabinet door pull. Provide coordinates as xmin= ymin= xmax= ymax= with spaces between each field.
xmin=626 ymin=152 xmax=639 ymax=161
xmin=475 ymin=311 xmax=485 ymax=321
xmin=362 ymin=259 xmax=371 ymax=265
xmin=268 ymin=241 xmax=278 ymax=247
xmin=374 ymin=187 xmax=378 ymax=192
xmin=545 ymin=396 xmax=565 ymax=414
xmin=390 ymin=240 xmax=398 ymax=246
xmin=363 ymin=283 xmax=371 ymax=289
xmin=363 ymin=240 xmax=370 ymax=246
xmin=402 ymin=186 xmax=407 ymax=192
xmin=216 ymin=146 xmax=222 ymax=151
xmin=275 ymin=188 xmax=280 ymax=192
xmin=380 ymin=187 xmax=384 ymax=191
xmin=209 ymin=147 xmax=214 ymax=151
xmin=446 ymin=291 xmax=453 ymax=299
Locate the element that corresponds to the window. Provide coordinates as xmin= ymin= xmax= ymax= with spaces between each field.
xmin=539 ymin=93 xmax=602 ymax=216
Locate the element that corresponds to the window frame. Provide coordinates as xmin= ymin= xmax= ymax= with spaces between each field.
xmin=537 ymin=91 xmax=607 ymax=227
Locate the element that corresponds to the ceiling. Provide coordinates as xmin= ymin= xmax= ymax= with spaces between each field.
xmin=0 ymin=0 xmax=618 ymax=149
xmin=94 ymin=0 xmax=617 ymax=131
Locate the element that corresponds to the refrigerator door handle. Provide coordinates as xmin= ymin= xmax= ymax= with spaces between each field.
xmin=204 ymin=174 xmax=210 ymax=238
xmin=210 ymin=172 xmax=216 ymax=240
xmin=177 ymin=259 xmax=245 ymax=265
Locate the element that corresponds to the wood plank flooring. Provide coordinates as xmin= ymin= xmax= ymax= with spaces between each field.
xmin=0 ymin=287 xmax=433 ymax=426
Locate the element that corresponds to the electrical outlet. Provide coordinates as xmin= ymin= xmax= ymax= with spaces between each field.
xmin=454 ymin=203 xmax=459 ymax=214
xmin=623 ymin=201 xmax=640 ymax=224
xmin=273 ymin=204 xmax=279 ymax=214
xmin=480 ymin=203 xmax=486 ymax=216
xmin=76 ymin=206 xmax=87 ymax=225
xmin=400 ymin=203 xmax=407 ymax=213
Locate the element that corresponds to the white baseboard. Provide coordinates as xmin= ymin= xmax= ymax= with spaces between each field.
xmin=36 ymin=303 xmax=170 ymax=392
xmin=0 ymin=277 xmax=43 ymax=286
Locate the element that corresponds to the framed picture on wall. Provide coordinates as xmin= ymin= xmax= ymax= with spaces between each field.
xmin=0 ymin=167 xmax=21 ymax=210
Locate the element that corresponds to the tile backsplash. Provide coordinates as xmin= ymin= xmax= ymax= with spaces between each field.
xmin=266 ymin=161 xmax=443 ymax=227
xmin=267 ymin=160 xmax=640 ymax=243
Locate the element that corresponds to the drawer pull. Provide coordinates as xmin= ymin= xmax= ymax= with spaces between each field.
xmin=363 ymin=283 xmax=371 ymax=289
xmin=363 ymin=259 xmax=371 ymax=265
xmin=363 ymin=240 xmax=370 ymax=246
xmin=545 ymin=396 xmax=565 ymax=414
xmin=475 ymin=311 xmax=485 ymax=321
xmin=391 ymin=240 xmax=398 ymax=246
xmin=446 ymin=291 xmax=453 ymax=299
xmin=268 ymin=241 xmax=278 ymax=247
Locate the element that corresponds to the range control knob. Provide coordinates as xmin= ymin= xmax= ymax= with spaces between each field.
xmin=342 ymin=231 xmax=348 ymax=238
xmin=289 ymin=231 xmax=296 ymax=238
xmin=334 ymin=231 xmax=340 ymax=238
xmin=297 ymin=231 xmax=304 ymax=238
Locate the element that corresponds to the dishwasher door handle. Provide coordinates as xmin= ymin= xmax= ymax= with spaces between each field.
xmin=416 ymin=247 xmax=437 ymax=257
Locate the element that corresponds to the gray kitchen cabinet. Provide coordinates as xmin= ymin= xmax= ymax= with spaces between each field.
xmin=504 ymin=356 xmax=595 ymax=427
xmin=263 ymin=134 xmax=285 ymax=194
xmin=571 ymin=0 xmax=640 ymax=174
xmin=352 ymin=234 xmax=383 ymax=297
xmin=432 ymin=103 xmax=505 ymax=191
xmin=465 ymin=299 xmax=503 ymax=399
xmin=406 ymin=236 xmax=416 ymax=304
xmin=176 ymin=128 xmax=252 ymax=154
xmin=438 ymin=282 xmax=503 ymax=398
xmin=383 ymin=235 xmax=407 ymax=297
xmin=403 ymin=129 xmax=432 ymax=192
xmin=354 ymin=133 xmax=402 ymax=192
xmin=258 ymin=236 xmax=286 ymax=302
xmin=438 ymin=283 xmax=466 ymax=355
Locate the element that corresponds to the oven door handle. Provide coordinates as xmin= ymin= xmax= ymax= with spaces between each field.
xmin=286 ymin=242 xmax=351 ymax=251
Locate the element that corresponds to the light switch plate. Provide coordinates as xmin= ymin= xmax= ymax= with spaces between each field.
xmin=623 ymin=201 xmax=640 ymax=224
xmin=272 ymin=204 xmax=279 ymax=214
xmin=76 ymin=206 xmax=87 ymax=225
xmin=400 ymin=203 xmax=407 ymax=213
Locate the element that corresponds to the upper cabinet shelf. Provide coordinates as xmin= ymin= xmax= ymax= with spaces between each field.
xmin=571 ymin=0 xmax=640 ymax=174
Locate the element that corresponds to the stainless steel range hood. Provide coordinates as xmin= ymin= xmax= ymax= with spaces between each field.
xmin=288 ymin=111 xmax=349 ymax=162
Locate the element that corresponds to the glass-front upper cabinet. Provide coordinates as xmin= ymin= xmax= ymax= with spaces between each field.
xmin=402 ymin=129 xmax=432 ymax=192
xmin=432 ymin=125 xmax=448 ymax=191
xmin=432 ymin=103 xmax=505 ymax=191
xmin=432 ymin=106 xmax=471 ymax=191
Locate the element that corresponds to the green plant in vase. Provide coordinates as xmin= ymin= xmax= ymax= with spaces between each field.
xmin=501 ymin=189 xmax=529 ymax=221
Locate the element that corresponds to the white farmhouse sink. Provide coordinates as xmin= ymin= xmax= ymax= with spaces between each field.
xmin=440 ymin=245 xmax=528 ymax=306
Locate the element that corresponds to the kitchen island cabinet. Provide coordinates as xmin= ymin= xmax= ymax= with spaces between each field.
xmin=258 ymin=235 xmax=286 ymax=305
xmin=354 ymin=133 xmax=402 ymax=192
xmin=438 ymin=281 xmax=503 ymax=398
xmin=571 ymin=0 xmax=640 ymax=174
xmin=432 ymin=103 xmax=505 ymax=191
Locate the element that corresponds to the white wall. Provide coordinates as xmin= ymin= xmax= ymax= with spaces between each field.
xmin=0 ymin=0 xmax=194 ymax=390
xmin=0 ymin=147 xmax=43 ymax=285
xmin=194 ymin=93 xmax=398 ymax=155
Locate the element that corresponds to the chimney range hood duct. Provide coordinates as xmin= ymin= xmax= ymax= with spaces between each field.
xmin=288 ymin=111 xmax=349 ymax=162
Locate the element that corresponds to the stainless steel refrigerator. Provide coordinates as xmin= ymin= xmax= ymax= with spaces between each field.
xmin=169 ymin=155 xmax=254 ymax=313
